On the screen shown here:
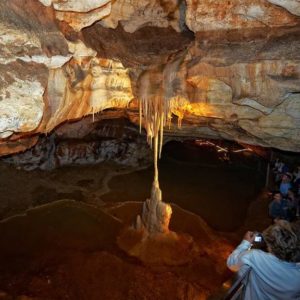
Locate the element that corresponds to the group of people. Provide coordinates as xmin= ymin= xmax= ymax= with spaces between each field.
xmin=269 ymin=159 xmax=300 ymax=222
xmin=225 ymin=158 xmax=300 ymax=299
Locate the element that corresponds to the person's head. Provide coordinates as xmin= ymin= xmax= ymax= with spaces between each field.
xmin=263 ymin=220 xmax=299 ymax=263
xmin=292 ymin=221 xmax=300 ymax=236
xmin=287 ymin=189 xmax=294 ymax=198
xmin=282 ymin=174 xmax=291 ymax=182
xmin=273 ymin=192 xmax=282 ymax=202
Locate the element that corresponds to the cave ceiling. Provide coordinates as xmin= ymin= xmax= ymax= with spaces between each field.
xmin=0 ymin=0 xmax=300 ymax=155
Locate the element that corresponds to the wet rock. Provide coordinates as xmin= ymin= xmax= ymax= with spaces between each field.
xmin=1 ymin=118 xmax=152 ymax=170
xmin=0 ymin=0 xmax=300 ymax=155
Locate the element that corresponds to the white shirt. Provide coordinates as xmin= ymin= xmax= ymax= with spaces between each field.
xmin=227 ymin=240 xmax=300 ymax=300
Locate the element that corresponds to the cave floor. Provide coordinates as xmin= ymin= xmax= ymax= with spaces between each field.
xmin=0 ymin=161 xmax=134 ymax=220
xmin=0 ymin=156 xmax=272 ymax=300
xmin=0 ymin=200 xmax=234 ymax=300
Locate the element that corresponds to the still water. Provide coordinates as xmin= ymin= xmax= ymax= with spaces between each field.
xmin=103 ymin=141 xmax=265 ymax=231
xmin=0 ymin=141 xmax=265 ymax=231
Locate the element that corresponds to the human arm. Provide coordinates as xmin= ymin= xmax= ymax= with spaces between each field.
xmin=227 ymin=231 xmax=254 ymax=272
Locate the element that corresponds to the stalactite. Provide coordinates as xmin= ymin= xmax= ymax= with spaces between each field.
xmin=136 ymin=53 xmax=189 ymax=235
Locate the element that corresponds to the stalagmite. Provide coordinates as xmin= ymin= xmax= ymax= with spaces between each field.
xmin=118 ymin=57 xmax=198 ymax=263
xmin=135 ymin=53 xmax=189 ymax=235
xmin=139 ymin=134 xmax=172 ymax=235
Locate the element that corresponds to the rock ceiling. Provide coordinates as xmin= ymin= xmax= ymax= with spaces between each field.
xmin=0 ymin=0 xmax=300 ymax=155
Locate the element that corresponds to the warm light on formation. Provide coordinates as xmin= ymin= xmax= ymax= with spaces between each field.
xmin=1 ymin=0 xmax=300 ymax=299
xmin=136 ymin=54 xmax=189 ymax=234
xmin=195 ymin=139 xmax=254 ymax=154
xmin=190 ymin=103 xmax=219 ymax=118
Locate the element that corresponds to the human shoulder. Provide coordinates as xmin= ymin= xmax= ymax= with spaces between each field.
xmin=240 ymin=249 xmax=272 ymax=266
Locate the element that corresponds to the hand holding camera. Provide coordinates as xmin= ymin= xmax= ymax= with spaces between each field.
xmin=243 ymin=231 xmax=256 ymax=243
xmin=243 ymin=231 xmax=266 ymax=250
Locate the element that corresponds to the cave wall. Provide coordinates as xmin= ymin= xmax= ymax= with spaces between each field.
xmin=1 ymin=116 xmax=152 ymax=170
xmin=0 ymin=0 xmax=300 ymax=155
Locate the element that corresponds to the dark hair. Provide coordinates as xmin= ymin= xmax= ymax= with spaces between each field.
xmin=291 ymin=221 xmax=300 ymax=263
xmin=263 ymin=220 xmax=299 ymax=263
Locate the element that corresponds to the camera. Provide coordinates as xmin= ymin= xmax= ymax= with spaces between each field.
xmin=251 ymin=232 xmax=267 ymax=251
xmin=254 ymin=232 xmax=263 ymax=243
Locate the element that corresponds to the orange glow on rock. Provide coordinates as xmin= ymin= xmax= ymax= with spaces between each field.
xmin=190 ymin=103 xmax=218 ymax=118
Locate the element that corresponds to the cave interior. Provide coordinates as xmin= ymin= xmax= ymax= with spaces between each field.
xmin=0 ymin=0 xmax=300 ymax=299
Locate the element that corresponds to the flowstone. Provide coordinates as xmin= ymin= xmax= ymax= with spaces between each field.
xmin=136 ymin=180 xmax=172 ymax=235
xmin=117 ymin=181 xmax=198 ymax=266
xmin=117 ymin=226 xmax=198 ymax=266
xmin=117 ymin=55 xmax=199 ymax=265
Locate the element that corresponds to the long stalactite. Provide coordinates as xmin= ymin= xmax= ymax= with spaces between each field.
xmin=137 ymin=52 xmax=189 ymax=234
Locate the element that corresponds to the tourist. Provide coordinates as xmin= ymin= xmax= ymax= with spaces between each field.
xmin=272 ymin=159 xmax=288 ymax=183
xmin=295 ymin=181 xmax=300 ymax=218
xmin=293 ymin=165 xmax=300 ymax=183
xmin=269 ymin=192 xmax=289 ymax=221
xmin=286 ymin=189 xmax=297 ymax=221
xmin=279 ymin=173 xmax=292 ymax=197
xmin=227 ymin=220 xmax=300 ymax=300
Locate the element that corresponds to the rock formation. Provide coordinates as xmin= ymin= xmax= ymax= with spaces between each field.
xmin=1 ymin=0 xmax=300 ymax=155
xmin=136 ymin=180 xmax=172 ymax=234
xmin=266 ymin=0 xmax=300 ymax=16
xmin=38 ymin=0 xmax=112 ymax=31
xmin=98 ymin=0 xmax=187 ymax=33
xmin=185 ymin=0 xmax=299 ymax=32
xmin=1 ymin=117 xmax=153 ymax=170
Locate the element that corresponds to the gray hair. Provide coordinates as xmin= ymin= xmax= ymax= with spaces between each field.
xmin=263 ymin=220 xmax=300 ymax=263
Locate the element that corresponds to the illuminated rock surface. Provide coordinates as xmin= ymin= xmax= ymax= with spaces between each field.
xmin=137 ymin=181 xmax=172 ymax=234
xmin=266 ymin=0 xmax=300 ymax=16
xmin=44 ymin=56 xmax=133 ymax=133
xmin=38 ymin=0 xmax=112 ymax=31
xmin=119 ymin=182 xmax=197 ymax=266
xmin=98 ymin=0 xmax=187 ymax=33
xmin=0 ymin=0 xmax=300 ymax=155
xmin=185 ymin=0 xmax=299 ymax=32
xmin=1 ymin=2 xmax=294 ymax=297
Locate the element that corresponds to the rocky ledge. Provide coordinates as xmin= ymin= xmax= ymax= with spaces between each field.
xmin=0 ymin=0 xmax=300 ymax=155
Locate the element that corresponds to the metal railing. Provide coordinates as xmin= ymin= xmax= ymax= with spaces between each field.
xmin=223 ymin=267 xmax=251 ymax=300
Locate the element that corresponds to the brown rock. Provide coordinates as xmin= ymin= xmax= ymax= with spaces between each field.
xmin=1 ymin=0 xmax=300 ymax=155
xmin=99 ymin=0 xmax=187 ymax=33
xmin=186 ymin=0 xmax=299 ymax=33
